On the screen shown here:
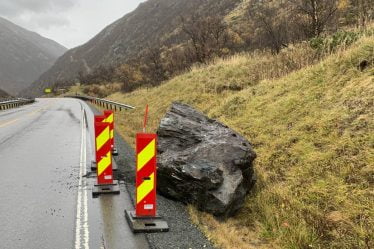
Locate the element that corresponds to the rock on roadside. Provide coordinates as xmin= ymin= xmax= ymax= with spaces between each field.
xmin=157 ymin=102 xmax=256 ymax=217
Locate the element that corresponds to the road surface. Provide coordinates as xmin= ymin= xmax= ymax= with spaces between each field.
xmin=0 ymin=98 xmax=149 ymax=249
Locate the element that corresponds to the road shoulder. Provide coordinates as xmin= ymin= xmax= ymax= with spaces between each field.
xmin=87 ymin=103 xmax=215 ymax=249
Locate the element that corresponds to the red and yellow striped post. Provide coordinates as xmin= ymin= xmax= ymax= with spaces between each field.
xmin=103 ymin=110 xmax=118 ymax=156
xmin=92 ymin=115 xmax=120 ymax=197
xmin=95 ymin=121 xmax=113 ymax=185
xmin=125 ymin=105 xmax=168 ymax=232
xmin=136 ymin=133 xmax=157 ymax=217
xmin=125 ymin=133 xmax=168 ymax=232
xmin=91 ymin=115 xmax=105 ymax=171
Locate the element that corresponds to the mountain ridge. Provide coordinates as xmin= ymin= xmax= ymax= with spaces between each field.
xmin=0 ymin=16 xmax=67 ymax=95
xmin=23 ymin=0 xmax=240 ymax=97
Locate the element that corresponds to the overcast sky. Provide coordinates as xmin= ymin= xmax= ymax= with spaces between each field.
xmin=0 ymin=0 xmax=145 ymax=49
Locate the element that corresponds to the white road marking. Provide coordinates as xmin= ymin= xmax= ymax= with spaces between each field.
xmin=75 ymin=107 xmax=90 ymax=249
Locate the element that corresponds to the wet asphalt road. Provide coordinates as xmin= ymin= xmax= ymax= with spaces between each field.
xmin=0 ymin=98 xmax=149 ymax=249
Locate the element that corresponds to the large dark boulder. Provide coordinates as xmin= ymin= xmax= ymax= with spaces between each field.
xmin=157 ymin=102 xmax=256 ymax=217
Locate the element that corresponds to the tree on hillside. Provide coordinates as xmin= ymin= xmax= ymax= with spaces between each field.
xmin=163 ymin=46 xmax=192 ymax=74
xmin=247 ymin=0 xmax=296 ymax=53
xmin=141 ymin=46 xmax=168 ymax=84
xmin=346 ymin=0 xmax=374 ymax=27
xmin=115 ymin=62 xmax=145 ymax=92
xmin=181 ymin=15 xmax=231 ymax=63
xmin=77 ymin=65 xmax=115 ymax=85
xmin=291 ymin=0 xmax=339 ymax=37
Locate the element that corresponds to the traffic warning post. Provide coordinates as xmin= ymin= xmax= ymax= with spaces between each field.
xmin=91 ymin=115 xmax=105 ymax=171
xmin=125 ymin=133 xmax=169 ymax=233
xmin=91 ymin=114 xmax=118 ymax=172
xmin=104 ymin=110 xmax=118 ymax=156
xmin=92 ymin=116 xmax=120 ymax=198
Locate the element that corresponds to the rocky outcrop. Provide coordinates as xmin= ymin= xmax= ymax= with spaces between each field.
xmin=157 ymin=102 xmax=256 ymax=217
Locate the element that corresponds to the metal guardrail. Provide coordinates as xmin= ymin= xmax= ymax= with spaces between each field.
xmin=0 ymin=98 xmax=35 ymax=111
xmin=65 ymin=95 xmax=135 ymax=111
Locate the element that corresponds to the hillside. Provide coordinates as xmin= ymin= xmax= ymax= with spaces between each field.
xmin=73 ymin=33 xmax=374 ymax=248
xmin=0 ymin=17 xmax=67 ymax=95
xmin=24 ymin=0 xmax=240 ymax=97
xmin=0 ymin=88 xmax=10 ymax=99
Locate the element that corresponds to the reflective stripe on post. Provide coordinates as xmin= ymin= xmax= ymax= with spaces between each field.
xmin=136 ymin=133 xmax=157 ymax=217
xmin=103 ymin=110 xmax=114 ymax=149
xmin=94 ymin=117 xmax=113 ymax=185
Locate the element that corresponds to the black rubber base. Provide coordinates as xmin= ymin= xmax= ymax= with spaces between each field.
xmin=112 ymin=147 xmax=119 ymax=156
xmin=92 ymin=180 xmax=120 ymax=198
xmin=91 ymin=161 xmax=97 ymax=171
xmin=125 ymin=210 xmax=169 ymax=233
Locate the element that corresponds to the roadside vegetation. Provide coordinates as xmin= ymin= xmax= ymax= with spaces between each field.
xmin=62 ymin=0 xmax=373 ymax=95
xmin=66 ymin=25 xmax=374 ymax=248
xmin=63 ymin=1 xmax=373 ymax=247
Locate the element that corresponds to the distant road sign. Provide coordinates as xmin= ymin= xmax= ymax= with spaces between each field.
xmin=44 ymin=88 xmax=52 ymax=94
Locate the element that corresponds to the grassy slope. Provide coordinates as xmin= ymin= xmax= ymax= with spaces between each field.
xmin=100 ymin=37 xmax=373 ymax=248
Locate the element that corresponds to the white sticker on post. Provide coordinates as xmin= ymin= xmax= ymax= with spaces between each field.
xmin=144 ymin=204 xmax=153 ymax=210
xmin=104 ymin=175 xmax=112 ymax=180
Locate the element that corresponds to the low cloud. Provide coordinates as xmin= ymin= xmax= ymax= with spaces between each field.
xmin=0 ymin=0 xmax=75 ymax=33
xmin=0 ymin=0 xmax=75 ymax=17
xmin=0 ymin=0 xmax=144 ymax=48
xmin=34 ymin=14 xmax=70 ymax=30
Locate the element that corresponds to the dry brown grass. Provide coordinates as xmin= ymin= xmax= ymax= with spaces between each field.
xmin=188 ymin=205 xmax=275 ymax=249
